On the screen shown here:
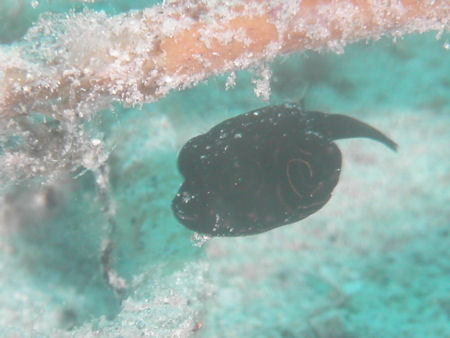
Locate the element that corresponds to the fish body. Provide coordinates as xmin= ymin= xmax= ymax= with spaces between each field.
xmin=172 ymin=103 xmax=396 ymax=236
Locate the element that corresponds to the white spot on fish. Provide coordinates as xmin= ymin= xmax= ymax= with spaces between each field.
xmin=234 ymin=133 xmax=242 ymax=139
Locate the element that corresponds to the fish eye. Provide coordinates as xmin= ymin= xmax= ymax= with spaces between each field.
xmin=220 ymin=162 xmax=260 ymax=196
xmin=232 ymin=176 xmax=248 ymax=189
xmin=230 ymin=173 xmax=251 ymax=190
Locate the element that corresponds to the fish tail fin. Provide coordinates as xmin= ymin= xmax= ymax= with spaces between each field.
xmin=312 ymin=113 xmax=398 ymax=152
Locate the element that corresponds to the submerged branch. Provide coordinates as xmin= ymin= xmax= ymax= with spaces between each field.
xmin=0 ymin=0 xmax=448 ymax=120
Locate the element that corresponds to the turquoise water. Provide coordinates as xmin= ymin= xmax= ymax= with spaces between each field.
xmin=0 ymin=1 xmax=449 ymax=337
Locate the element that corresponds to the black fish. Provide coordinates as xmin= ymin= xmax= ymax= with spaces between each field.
xmin=172 ymin=103 xmax=397 ymax=236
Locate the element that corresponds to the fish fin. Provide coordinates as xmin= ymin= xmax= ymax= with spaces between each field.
xmin=313 ymin=113 xmax=398 ymax=151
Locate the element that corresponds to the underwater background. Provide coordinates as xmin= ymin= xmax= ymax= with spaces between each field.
xmin=0 ymin=1 xmax=449 ymax=337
